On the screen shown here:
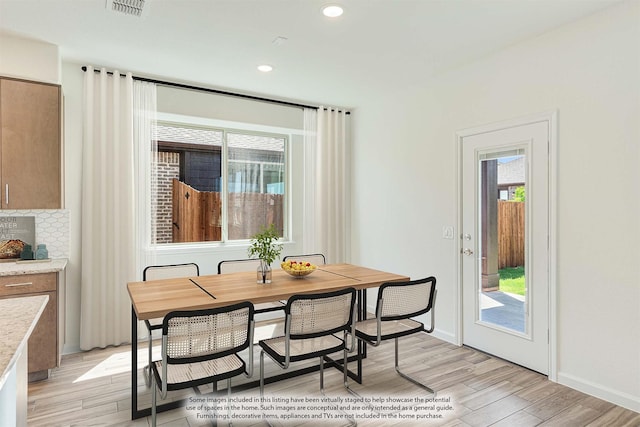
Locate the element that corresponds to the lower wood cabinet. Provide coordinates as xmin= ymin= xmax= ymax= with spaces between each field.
xmin=0 ymin=273 xmax=59 ymax=379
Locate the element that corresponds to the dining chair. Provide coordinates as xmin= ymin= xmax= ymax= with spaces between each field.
xmin=218 ymin=258 xmax=285 ymax=314
xmin=353 ymin=276 xmax=437 ymax=395
xmin=259 ymin=287 xmax=357 ymax=425
xmin=142 ymin=263 xmax=200 ymax=386
xmin=217 ymin=258 xmax=262 ymax=274
xmin=150 ymin=301 xmax=254 ymax=427
xmin=282 ymin=253 xmax=326 ymax=265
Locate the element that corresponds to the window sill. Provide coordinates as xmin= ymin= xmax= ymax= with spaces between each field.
xmin=148 ymin=240 xmax=296 ymax=256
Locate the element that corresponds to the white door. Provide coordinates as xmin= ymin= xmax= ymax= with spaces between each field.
xmin=459 ymin=119 xmax=550 ymax=374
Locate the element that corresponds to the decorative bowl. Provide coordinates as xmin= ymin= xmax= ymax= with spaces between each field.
xmin=281 ymin=260 xmax=317 ymax=278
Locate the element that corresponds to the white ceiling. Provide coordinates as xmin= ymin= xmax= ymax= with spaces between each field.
xmin=0 ymin=0 xmax=623 ymax=108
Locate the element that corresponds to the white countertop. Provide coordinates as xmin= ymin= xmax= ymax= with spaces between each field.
xmin=0 ymin=258 xmax=67 ymax=276
xmin=0 ymin=295 xmax=49 ymax=390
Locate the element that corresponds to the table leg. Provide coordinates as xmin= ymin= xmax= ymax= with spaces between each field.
xmin=356 ymin=289 xmax=367 ymax=383
xmin=131 ymin=305 xmax=139 ymax=419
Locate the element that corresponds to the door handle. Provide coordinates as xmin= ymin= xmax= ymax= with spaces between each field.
xmin=461 ymin=248 xmax=474 ymax=256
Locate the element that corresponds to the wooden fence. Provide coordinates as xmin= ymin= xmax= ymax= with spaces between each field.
xmin=497 ymin=200 xmax=525 ymax=269
xmin=172 ymin=179 xmax=283 ymax=243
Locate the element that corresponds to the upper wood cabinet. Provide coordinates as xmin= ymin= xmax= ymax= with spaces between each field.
xmin=0 ymin=77 xmax=62 ymax=209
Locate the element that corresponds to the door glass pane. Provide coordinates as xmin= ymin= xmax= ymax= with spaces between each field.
xmin=478 ymin=152 xmax=526 ymax=333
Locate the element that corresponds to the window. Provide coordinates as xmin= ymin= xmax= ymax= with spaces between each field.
xmin=153 ymin=122 xmax=286 ymax=244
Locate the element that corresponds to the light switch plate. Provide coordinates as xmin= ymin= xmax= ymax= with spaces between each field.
xmin=442 ymin=225 xmax=454 ymax=239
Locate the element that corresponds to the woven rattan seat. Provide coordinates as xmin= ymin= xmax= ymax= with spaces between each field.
xmin=354 ymin=317 xmax=423 ymax=340
xmin=153 ymin=354 xmax=244 ymax=390
xmin=353 ymin=276 xmax=437 ymax=395
xmin=150 ymin=302 xmax=254 ymax=427
xmin=260 ymin=335 xmax=345 ymax=363
xmin=142 ymin=263 xmax=200 ymax=387
xmin=259 ymin=287 xmax=356 ymax=400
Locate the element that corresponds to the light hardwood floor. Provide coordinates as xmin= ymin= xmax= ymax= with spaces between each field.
xmin=27 ymin=332 xmax=640 ymax=426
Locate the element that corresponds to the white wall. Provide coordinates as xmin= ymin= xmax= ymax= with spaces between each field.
xmin=157 ymin=85 xmax=304 ymax=130
xmin=0 ymin=33 xmax=60 ymax=84
xmin=351 ymin=0 xmax=639 ymax=411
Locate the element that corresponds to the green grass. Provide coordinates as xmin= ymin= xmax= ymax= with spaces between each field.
xmin=499 ymin=266 xmax=525 ymax=296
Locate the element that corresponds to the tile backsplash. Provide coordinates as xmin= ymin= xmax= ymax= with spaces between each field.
xmin=1 ymin=210 xmax=69 ymax=258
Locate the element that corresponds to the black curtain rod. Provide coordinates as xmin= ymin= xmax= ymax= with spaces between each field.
xmin=81 ymin=66 xmax=350 ymax=114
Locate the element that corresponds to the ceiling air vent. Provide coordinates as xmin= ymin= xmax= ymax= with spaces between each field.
xmin=106 ymin=0 xmax=148 ymax=17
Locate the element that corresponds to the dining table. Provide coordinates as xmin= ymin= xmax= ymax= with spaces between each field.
xmin=127 ymin=263 xmax=409 ymax=420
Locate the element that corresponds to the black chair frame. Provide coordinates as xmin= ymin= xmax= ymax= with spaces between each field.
xmin=354 ymin=276 xmax=437 ymax=395
xmin=282 ymin=253 xmax=327 ymax=265
xmin=142 ymin=263 xmax=200 ymax=386
xmin=151 ymin=301 xmax=254 ymax=426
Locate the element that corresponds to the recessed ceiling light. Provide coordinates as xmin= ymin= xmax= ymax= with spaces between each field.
xmin=257 ymin=64 xmax=273 ymax=72
xmin=322 ymin=5 xmax=344 ymax=18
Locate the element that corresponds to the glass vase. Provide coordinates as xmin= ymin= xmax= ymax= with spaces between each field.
xmin=257 ymin=260 xmax=272 ymax=284
xmin=35 ymin=244 xmax=48 ymax=260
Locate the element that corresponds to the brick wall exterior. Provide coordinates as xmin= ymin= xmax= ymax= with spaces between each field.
xmin=153 ymin=151 xmax=180 ymax=243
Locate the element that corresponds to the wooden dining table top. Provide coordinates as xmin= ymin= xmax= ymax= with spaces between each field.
xmin=127 ymin=263 xmax=409 ymax=320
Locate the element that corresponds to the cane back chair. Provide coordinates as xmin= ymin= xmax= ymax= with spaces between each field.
xmin=354 ymin=276 xmax=437 ymax=394
xmin=259 ymin=287 xmax=357 ymax=402
xmin=142 ymin=263 xmax=200 ymax=385
xmin=150 ymin=302 xmax=254 ymax=426
xmin=282 ymin=253 xmax=326 ymax=265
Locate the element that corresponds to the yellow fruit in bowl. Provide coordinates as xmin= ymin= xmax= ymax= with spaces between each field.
xmin=281 ymin=260 xmax=317 ymax=277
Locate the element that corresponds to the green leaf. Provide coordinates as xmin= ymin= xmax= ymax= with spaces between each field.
xmin=247 ymin=224 xmax=283 ymax=266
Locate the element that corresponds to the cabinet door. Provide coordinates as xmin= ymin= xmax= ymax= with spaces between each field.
xmin=0 ymin=273 xmax=58 ymax=374
xmin=0 ymin=78 xmax=61 ymax=209
xmin=27 ymin=290 xmax=57 ymax=373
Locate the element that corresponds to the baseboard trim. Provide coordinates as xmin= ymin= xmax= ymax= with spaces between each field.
xmin=430 ymin=329 xmax=457 ymax=345
xmin=62 ymin=344 xmax=81 ymax=355
xmin=557 ymin=371 xmax=640 ymax=413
